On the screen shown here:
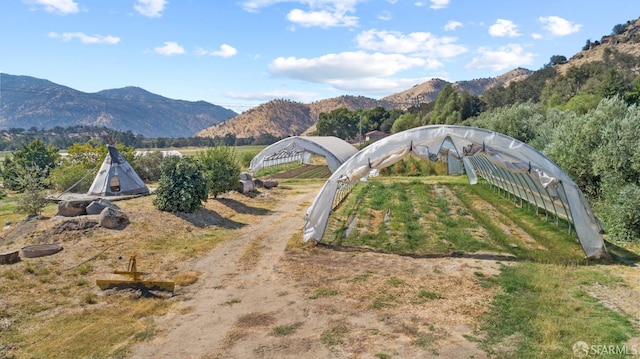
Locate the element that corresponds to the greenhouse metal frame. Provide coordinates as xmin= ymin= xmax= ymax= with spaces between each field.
xmin=303 ymin=125 xmax=607 ymax=259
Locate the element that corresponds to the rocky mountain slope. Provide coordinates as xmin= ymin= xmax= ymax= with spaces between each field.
xmin=0 ymin=74 xmax=237 ymax=138
xmin=196 ymin=95 xmax=402 ymax=139
xmin=196 ymin=69 xmax=532 ymax=140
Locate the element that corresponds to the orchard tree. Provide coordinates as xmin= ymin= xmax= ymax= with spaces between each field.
xmin=198 ymin=146 xmax=240 ymax=198
xmin=153 ymin=156 xmax=208 ymax=213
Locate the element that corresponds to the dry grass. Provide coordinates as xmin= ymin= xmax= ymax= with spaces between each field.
xmin=0 ymin=187 xmax=280 ymax=359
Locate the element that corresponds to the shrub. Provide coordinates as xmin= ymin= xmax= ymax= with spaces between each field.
xmin=49 ymin=162 xmax=95 ymax=193
xmin=134 ymin=151 xmax=165 ymax=182
xmin=600 ymin=184 xmax=640 ymax=241
xmin=153 ymin=156 xmax=207 ymax=213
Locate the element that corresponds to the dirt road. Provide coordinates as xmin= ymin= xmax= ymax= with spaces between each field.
xmin=131 ymin=184 xmax=335 ymax=358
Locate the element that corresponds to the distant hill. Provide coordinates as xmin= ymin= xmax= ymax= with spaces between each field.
xmin=196 ymin=70 xmax=532 ymax=139
xmin=0 ymin=74 xmax=237 ymax=138
xmin=196 ymin=96 xmax=402 ymax=139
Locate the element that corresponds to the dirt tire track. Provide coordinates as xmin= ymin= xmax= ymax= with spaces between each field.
xmin=131 ymin=183 xmax=333 ymax=359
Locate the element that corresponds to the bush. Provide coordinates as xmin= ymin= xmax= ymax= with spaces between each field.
xmin=601 ymin=184 xmax=640 ymax=242
xmin=134 ymin=151 xmax=165 ymax=182
xmin=198 ymin=147 xmax=240 ymax=198
xmin=153 ymin=157 xmax=207 ymax=213
xmin=49 ymin=162 xmax=95 ymax=193
xmin=240 ymin=151 xmax=258 ymax=169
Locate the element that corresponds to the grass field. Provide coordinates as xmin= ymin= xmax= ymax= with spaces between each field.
xmin=323 ymin=177 xmax=639 ymax=358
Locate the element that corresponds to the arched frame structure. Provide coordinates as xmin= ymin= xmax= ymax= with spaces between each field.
xmin=249 ymin=136 xmax=358 ymax=175
xmin=303 ymin=125 xmax=607 ymax=259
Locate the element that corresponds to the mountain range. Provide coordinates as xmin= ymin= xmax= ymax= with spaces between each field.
xmin=1 ymin=16 xmax=638 ymax=139
xmin=0 ymin=74 xmax=237 ymax=138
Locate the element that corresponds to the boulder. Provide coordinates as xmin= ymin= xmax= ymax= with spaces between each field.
xmin=57 ymin=200 xmax=91 ymax=217
xmin=99 ymin=207 xmax=129 ymax=229
xmin=86 ymin=199 xmax=119 ymax=215
xmin=263 ymin=179 xmax=279 ymax=189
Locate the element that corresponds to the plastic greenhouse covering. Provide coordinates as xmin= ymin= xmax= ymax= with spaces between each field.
xmin=303 ymin=125 xmax=607 ymax=259
xmin=248 ymin=136 xmax=358 ymax=175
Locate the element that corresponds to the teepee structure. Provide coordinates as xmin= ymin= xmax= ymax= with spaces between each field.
xmin=88 ymin=145 xmax=149 ymax=196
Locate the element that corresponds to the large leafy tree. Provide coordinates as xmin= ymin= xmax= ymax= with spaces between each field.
xmin=1 ymin=139 xmax=59 ymax=191
xmin=390 ymin=113 xmax=420 ymax=133
xmin=198 ymin=146 xmax=240 ymax=198
xmin=429 ymin=85 xmax=480 ymax=125
xmin=316 ymin=108 xmax=358 ymax=139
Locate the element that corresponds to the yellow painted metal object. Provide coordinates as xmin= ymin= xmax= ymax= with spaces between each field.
xmin=96 ymin=255 xmax=175 ymax=292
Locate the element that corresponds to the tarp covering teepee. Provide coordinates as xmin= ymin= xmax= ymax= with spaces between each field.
xmin=88 ymin=145 xmax=149 ymax=196
xmin=303 ymin=125 xmax=608 ymax=259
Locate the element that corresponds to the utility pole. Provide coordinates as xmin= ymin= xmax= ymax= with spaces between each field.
xmin=358 ymin=116 xmax=362 ymax=148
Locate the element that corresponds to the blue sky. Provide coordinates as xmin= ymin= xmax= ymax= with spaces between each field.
xmin=1 ymin=0 xmax=639 ymax=113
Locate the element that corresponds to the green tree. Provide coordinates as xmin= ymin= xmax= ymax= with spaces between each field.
xmin=153 ymin=156 xmax=208 ymax=213
xmin=390 ymin=113 xmax=420 ymax=133
xmin=1 ymin=139 xmax=59 ymax=191
xmin=14 ymin=165 xmax=50 ymax=217
xmin=468 ymin=102 xmax=546 ymax=143
xmin=547 ymin=55 xmax=567 ymax=66
xmin=429 ymin=85 xmax=479 ymax=125
xmin=316 ymin=108 xmax=358 ymax=139
xmin=198 ymin=146 xmax=241 ymax=198
xmin=612 ymin=23 xmax=627 ymax=35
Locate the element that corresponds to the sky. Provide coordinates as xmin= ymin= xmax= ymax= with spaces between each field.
xmin=2 ymin=0 xmax=639 ymax=114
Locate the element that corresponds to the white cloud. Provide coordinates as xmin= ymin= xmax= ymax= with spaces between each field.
xmin=268 ymin=51 xmax=436 ymax=94
xmin=378 ymin=10 xmax=392 ymax=21
xmin=134 ymin=0 xmax=167 ymax=18
xmin=48 ymin=32 xmax=120 ymax=44
xmin=241 ymin=0 xmax=362 ymax=28
xmin=269 ymin=51 xmax=426 ymax=83
xmin=430 ymin=0 xmax=449 ymax=9
xmin=287 ymin=8 xmax=357 ymax=28
xmin=466 ymin=44 xmax=535 ymax=71
xmin=355 ymin=29 xmax=467 ymax=58
xmin=489 ymin=19 xmax=521 ymax=37
xmin=240 ymin=0 xmax=285 ymax=13
xmin=198 ymin=44 xmax=238 ymax=58
xmin=154 ymin=41 xmax=185 ymax=56
xmin=27 ymin=0 xmax=79 ymax=15
xmin=444 ymin=20 xmax=462 ymax=31
xmin=531 ymin=33 xmax=543 ymax=40
xmin=538 ymin=16 xmax=581 ymax=36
